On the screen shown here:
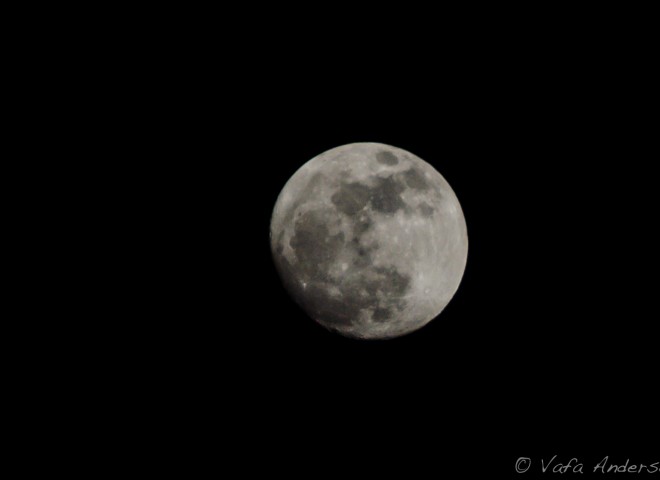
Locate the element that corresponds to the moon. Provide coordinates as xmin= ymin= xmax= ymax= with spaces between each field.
xmin=270 ymin=142 xmax=468 ymax=339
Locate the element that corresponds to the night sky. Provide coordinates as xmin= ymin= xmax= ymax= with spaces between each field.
xmin=111 ymin=19 xmax=656 ymax=476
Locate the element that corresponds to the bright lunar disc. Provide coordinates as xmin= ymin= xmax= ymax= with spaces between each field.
xmin=270 ymin=142 xmax=468 ymax=339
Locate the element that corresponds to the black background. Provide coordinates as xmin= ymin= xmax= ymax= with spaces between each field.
xmin=112 ymin=15 xmax=657 ymax=477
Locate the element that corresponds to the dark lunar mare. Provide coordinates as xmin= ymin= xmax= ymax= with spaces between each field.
xmin=288 ymin=209 xmax=345 ymax=280
xmin=333 ymin=174 xmax=409 ymax=218
xmin=375 ymin=150 xmax=398 ymax=165
xmin=331 ymin=182 xmax=370 ymax=216
xmin=418 ymin=202 xmax=435 ymax=217
xmin=290 ymin=265 xmax=411 ymax=328
xmin=369 ymin=176 xmax=406 ymax=214
xmin=401 ymin=168 xmax=429 ymax=190
xmin=275 ymin=176 xmax=414 ymax=329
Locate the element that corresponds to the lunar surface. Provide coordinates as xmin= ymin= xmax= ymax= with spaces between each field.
xmin=270 ymin=143 xmax=468 ymax=339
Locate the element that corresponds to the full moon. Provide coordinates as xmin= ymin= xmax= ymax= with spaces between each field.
xmin=270 ymin=143 xmax=468 ymax=339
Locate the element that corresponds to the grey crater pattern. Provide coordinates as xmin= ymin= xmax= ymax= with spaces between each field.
xmin=270 ymin=142 xmax=468 ymax=339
